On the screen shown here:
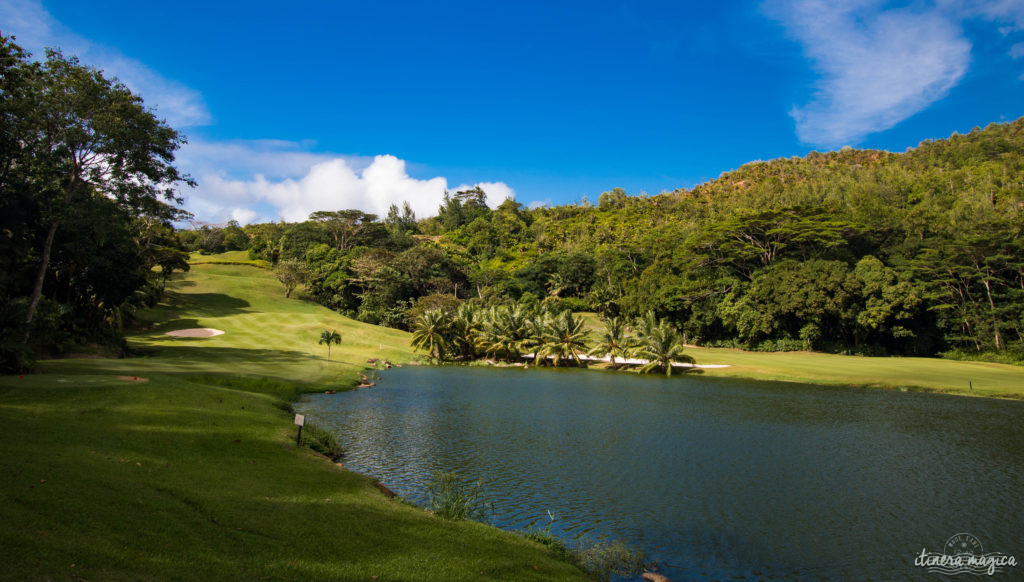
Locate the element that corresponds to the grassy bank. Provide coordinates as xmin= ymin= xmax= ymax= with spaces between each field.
xmin=577 ymin=313 xmax=1024 ymax=398
xmin=0 ymin=261 xmax=586 ymax=580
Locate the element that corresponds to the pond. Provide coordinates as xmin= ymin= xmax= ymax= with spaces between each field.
xmin=295 ymin=366 xmax=1024 ymax=580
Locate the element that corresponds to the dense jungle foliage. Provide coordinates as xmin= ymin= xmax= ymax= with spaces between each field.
xmin=184 ymin=121 xmax=1024 ymax=362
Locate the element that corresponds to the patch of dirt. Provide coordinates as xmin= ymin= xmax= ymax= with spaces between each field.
xmin=117 ymin=376 xmax=149 ymax=382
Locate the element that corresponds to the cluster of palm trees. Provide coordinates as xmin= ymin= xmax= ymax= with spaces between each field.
xmin=410 ymin=303 xmax=695 ymax=376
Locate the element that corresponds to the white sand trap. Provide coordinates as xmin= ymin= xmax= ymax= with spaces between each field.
xmin=165 ymin=328 xmax=225 ymax=338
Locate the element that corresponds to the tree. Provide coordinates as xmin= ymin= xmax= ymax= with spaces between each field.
xmin=6 ymin=40 xmax=193 ymax=342
xmin=275 ymin=259 xmax=306 ymax=298
xmin=595 ymin=316 xmax=632 ymax=368
xmin=411 ymin=309 xmax=450 ymax=360
xmin=451 ymin=303 xmax=482 ymax=360
xmin=318 ymin=329 xmax=342 ymax=361
xmin=631 ymin=318 xmax=694 ymax=377
xmin=538 ymin=310 xmax=591 ymax=367
xmin=309 ymin=210 xmax=378 ymax=252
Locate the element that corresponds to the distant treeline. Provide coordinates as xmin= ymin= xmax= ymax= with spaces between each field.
xmin=183 ymin=121 xmax=1024 ymax=362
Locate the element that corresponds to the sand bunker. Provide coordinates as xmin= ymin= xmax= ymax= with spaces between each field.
xmin=164 ymin=328 xmax=225 ymax=338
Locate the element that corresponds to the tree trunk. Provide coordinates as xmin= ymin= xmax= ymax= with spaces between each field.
xmin=981 ymin=278 xmax=1002 ymax=350
xmin=22 ymin=219 xmax=60 ymax=343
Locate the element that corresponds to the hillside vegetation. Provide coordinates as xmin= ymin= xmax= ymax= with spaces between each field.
xmin=185 ymin=120 xmax=1024 ymax=363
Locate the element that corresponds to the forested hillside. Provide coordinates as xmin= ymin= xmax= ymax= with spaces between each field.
xmin=184 ymin=120 xmax=1024 ymax=361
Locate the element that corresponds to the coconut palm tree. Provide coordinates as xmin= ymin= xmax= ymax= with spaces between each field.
xmin=594 ymin=316 xmax=632 ymax=369
xmin=318 ymin=329 xmax=342 ymax=361
xmin=411 ymin=309 xmax=450 ymax=360
xmin=475 ymin=306 xmax=502 ymax=360
xmin=538 ymin=310 xmax=591 ymax=367
xmin=451 ymin=303 xmax=481 ymax=360
xmin=521 ymin=309 xmax=550 ymax=365
xmin=631 ymin=319 xmax=695 ymax=377
xmin=634 ymin=310 xmax=659 ymax=341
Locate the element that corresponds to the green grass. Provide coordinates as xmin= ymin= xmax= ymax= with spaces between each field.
xmin=189 ymin=250 xmax=272 ymax=269
xmin=122 ymin=262 xmax=413 ymax=384
xmin=577 ymin=313 xmax=1024 ymax=398
xmin=0 ymin=258 xmax=585 ymax=581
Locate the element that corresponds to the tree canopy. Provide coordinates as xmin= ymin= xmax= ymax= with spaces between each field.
xmin=0 ymin=35 xmax=192 ymax=370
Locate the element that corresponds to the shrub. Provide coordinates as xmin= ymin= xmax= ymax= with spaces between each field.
xmin=574 ymin=539 xmax=646 ymax=581
xmin=426 ymin=471 xmax=490 ymax=522
xmin=941 ymin=348 xmax=1024 ymax=366
xmin=301 ymin=422 xmax=343 ymax=461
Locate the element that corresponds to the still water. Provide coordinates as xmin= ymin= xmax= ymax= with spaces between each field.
xmin=296 ymin=367 xmax=1024 ymax=580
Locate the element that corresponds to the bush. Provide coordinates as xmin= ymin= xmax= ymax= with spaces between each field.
xmin=574 ymin=539 xmax=646 ymax=581
xmin=553 ymin=296 xmax=591 ymax=313
xmin=301 ymin=422 xmax=343 ymax=461
xmin=426 ymin=471 xmax=490 ymax=522
xmin=941 ymin=348 xmax=1024 ymax=366
xmin=752 ymin=338 xmax=807 ymax=352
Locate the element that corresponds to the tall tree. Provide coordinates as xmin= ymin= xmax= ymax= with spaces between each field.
xmin=4 ymin=38 xmax=193 ymax=341
xmin=309 ymin=210 xmax=378 ymax=252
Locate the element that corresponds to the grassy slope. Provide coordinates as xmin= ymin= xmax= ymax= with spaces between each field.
xmin=0 ymin=261 xmax=586 ymax=581
xmin=577 ymin=313 xmax=1024 ymax=398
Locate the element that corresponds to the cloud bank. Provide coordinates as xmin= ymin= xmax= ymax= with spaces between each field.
xmin=0 ymin=0 xmax=211 ymax=127
xmin=768 ymin=0 xmax=1024 ymax=148
xmin=180 ymin=140 xmax=514 ymax=224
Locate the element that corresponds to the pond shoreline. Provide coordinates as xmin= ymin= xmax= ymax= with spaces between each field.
xmin=417 ymin=355 xmax=1024 ymax=401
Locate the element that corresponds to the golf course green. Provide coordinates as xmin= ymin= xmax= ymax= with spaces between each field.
xmin=577 ymin=313 xmax=1024 ymax=398
xmin=0 ymin=261 xmax=587 ymax=581
xmin=2 ymin=255 xmax=1022 ymax=580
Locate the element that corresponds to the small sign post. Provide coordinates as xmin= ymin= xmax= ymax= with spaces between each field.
xmin=294 ymin=414 xmax=305 ymax=445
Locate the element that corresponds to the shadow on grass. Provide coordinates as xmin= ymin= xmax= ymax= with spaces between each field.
xmin=137 ymin=345 xmax=318 ymax=366
xmin=161 ymin=291 xmax=251 ymax=318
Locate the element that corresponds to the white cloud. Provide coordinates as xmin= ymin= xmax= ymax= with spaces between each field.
xmin=767 ymin=0 xmax=971 ymax=147
xmin=180 ymin=141 xmax=515 ymax=224
xmin=0 ymin=0 xmax=211 ymax=127
xmin=177 ymin=139 xmax=371 ymax=182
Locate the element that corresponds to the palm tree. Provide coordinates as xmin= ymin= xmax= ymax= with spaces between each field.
xmin=451 ymin=304 xmax=481 ymax=360
xmin=538 ymin=310 xmax=591 ymax=367
xmin=595 ymin=316 xmax=632 ymax=369
xmin=411 ymin=309 xmax=450 ymax=361
xmin=634 ymin=310 xmax=659 ymax=341
xmin=521 ymin=309 xmax=549 ymax=365
xmin=631 ymin=319 xmax=694 ymax=377
xmin=318 ymin=329 xmax=342 ymax=361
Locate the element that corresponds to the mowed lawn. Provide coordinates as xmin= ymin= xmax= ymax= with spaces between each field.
xmin=577 ymin=313 xmax=1024 ymax=398
xmin=0 ymin=261 xmax=586 ymax=581
xmin=122 ymin=260 xmax=414 ymax=384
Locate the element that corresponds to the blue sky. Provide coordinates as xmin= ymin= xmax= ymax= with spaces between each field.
xmin=3 ymin=0 xmax=1024 ymax=223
